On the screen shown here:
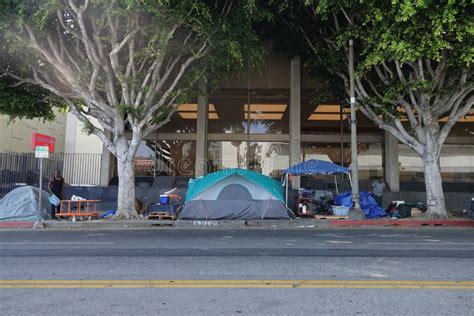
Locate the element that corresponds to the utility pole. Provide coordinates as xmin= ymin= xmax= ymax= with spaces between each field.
xmin=38 ymin=158 xmax=43 ymax=215
xmin=349 ymin=39 xmax=361 ymax=213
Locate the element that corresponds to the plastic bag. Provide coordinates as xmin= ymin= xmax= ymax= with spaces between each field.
xmin=71 ymin=195 xmax=86 ymax=201
xmin=48 ymin=194 xmax=60 ymax=206
xmin=334 ymin=192 xmax=353 ymax=207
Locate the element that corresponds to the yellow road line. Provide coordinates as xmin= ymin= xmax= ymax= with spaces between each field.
xmin=1 ymin=280 xmax=474 ymax=289
xmin=1 ymin=280 xmax=474 ymax=284
xmin=1 ymin=284 xmax=474 ymax=290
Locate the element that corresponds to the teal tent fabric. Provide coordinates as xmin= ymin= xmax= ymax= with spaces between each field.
xmin=185 ymin=168 xmax=284 ymax=203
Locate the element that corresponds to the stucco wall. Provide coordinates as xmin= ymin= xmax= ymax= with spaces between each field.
xmin=0 ymin=109 xmax=67 ymax=153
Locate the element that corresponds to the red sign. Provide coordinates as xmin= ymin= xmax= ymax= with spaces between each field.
xmin=32 ymin=133 xmax=55 ymax=153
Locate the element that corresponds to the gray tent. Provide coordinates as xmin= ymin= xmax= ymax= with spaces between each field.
xmin=0 ymin=186 xmax=51 ymax=221
xmin=179 ymin=169 xmax=290 ymax=220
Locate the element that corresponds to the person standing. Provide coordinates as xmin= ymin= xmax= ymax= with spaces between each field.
xmin=371 ymin=176 xmax=386 ymax=207
xmin=48 ymin=170 xmax=64 ymax=219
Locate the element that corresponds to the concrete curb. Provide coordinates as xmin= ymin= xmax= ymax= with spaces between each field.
xmin=329 ymin=219 xmax=474 ymax=227
xmin=1 ymin=219 xmax=472 ymax=230
xmin=0 ymin=221 xmax=34 ymax=229
xmin=43 ymin=219 xmax=175 ymax=229
xmin=40 ymin=219 xmax=317 ymax=229
xmin=174 ymin=219 xmax=317 ymax=229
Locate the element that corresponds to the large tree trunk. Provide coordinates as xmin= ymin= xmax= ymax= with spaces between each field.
xmin=422 ymin=152 xmax=448 ymax=219
xmin=113 ymin=139 xmax=140 ymax=220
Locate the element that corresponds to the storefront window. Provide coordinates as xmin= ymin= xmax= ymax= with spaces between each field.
xmin=302 ymin=143 xmax=348 ymax=166
xmin=208 ymin=141 xmax=289 ymax=178
xmin=134 ymin=140 xmax=156 ymax=176
xmin=441 ymin=111 xmax=474 ymax=137
xmin=208 ymin=89 xmax=290 ymax=135
xmin=301 ymin=90 xmax=383 ymax=136
xmin=440 ymin=144 xmax=474 ymax=182
xmin=398 ymin=144 xmax=423 ymax=181
xmin=247 ymin=90 xmax=289 ymax=134
xmin=301 ymin=98 xmax=346 ymax=135
xmin=248 ymin=142 xmax=289 ymax=178
xmin=301 ymin=142 xmax=382 ymax=180
xmin=157 ymin=103 xmax=198 ymax=133
xmin=355 ymin=143 xmax=383 ymax=180
xmin=399 ymin=144 xmax=474 ymax=182
xmin=156 ymin=140 xmax=196 ymax=176
xmin=208 ymin=141 xmax=247 ymax=171
xmin=208 ymin=90 xmax=247 ymax=134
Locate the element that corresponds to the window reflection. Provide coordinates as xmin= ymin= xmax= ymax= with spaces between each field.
xmin=176 ymin=103 xmax=219 ymax=120
xmin=208 ymin=89 xmax=289 ymax=134
xmin=354 ymin=143 xmax=383 ymax=180
xmin=444 ymin=111 xmax=474 ymax=137
xmin=306 ymin=104 xmax=349 ymax=121
xmin=301 ymin=90 xmax=382 ymax=135
xmin=399 ymin=144 xmax=423 ymax=181
xmin=400 ymin=144 xmax=474 ymax=182
xmin=248 ymin=90 xmax=289 ymax=134
xmin=440 ymin=144 xmax=474 ymax=182
xmin=208 ymin=90 xmax=247 ymax=134
xmin=208 ymin=141 xmax=247 ymax=171
xmin=301 ymin=142 xmax=383 ymax=180
xmin=248 ymin=142 xmax=289 ymax=178
xmin=134 ymin=140 xmax=156 ymax=176
xmin=208 ymin=141 xmax=289 ymax=178
xmin=157 ymin=103 xmax=198 ymax=133
xmin=156 ymin=140 xmax=196 ymax=176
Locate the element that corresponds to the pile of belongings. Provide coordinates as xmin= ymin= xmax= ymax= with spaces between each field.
xmin=467 ymin=199 xmax=474 ymax=220
xmin=334 ymin=191 xmax=387 ymax=219
xmin=386 ymin=202 xmax=427 ymax=219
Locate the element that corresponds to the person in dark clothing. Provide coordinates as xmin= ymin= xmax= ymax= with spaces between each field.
xmin=48 ymin=170 xmax=64 ymax=219
xmin=370 ymin=177 xmax=386 ymax=207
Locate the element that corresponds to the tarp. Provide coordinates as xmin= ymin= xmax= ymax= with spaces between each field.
xmin=0 ymin=186 xmax=51 ymax=221
xmin=181 ymin=169 xmax=289 ymax=220
xmin=285 ymin=159 xmax=349 ymax=175
xmin=185 ymin=168 xmax=284 ymax=203
xmin=334 ymin=191 xmax=387 ymax=219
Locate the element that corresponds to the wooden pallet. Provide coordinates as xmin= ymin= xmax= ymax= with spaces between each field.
xmin=315 ymin=215 xmax=349 ymax=220
xmin=55 ymin=212 xmax=99 ymax=222
xmin=148 ymin=212 xmax=176 ymax=220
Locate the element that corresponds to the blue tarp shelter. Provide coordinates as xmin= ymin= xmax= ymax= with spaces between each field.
xmin=284 ymin=159 xmax=351 ymax=207
xmin=285 ymin=159 xmax=350 ymax=175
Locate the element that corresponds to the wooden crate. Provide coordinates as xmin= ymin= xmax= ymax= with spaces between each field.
xmin=315 ymin=215 xmax=349 ymax=220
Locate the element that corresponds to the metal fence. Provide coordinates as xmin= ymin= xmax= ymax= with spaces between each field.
xmin=0 ymin=152 xmax=102 ymax=198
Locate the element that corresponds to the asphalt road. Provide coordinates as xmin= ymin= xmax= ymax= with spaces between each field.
xmin=1 ymin=228 xmax=473 ymax=315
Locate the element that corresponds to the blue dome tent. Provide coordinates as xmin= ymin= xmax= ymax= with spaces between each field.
xmin=180 ymin=169 xmax=290 ymax=220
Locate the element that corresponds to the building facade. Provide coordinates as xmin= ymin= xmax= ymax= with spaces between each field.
xmin=117 ymin=54 xmax=474 ymax=191
xmin=0 ymin=110 xmax=67 ymax=153
xmin=1 ymin=53 xmax=472 ymax=195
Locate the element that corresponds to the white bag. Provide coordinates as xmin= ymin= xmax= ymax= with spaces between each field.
xmin=71 ymin=195 xmax=86 ymax=201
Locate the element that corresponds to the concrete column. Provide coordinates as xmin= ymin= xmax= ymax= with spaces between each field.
xmin=195 ymin=80 xmax=209 ymax=177
xmin=384 ymin=131 xmax=400 ymax=192
xmin=99 ymin=133 xmax=113 ymax=186
xmin=289 ymin=56 xmax=301 ymax=189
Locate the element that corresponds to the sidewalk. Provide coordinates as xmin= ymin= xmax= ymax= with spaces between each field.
xmin=1 ymin=217 xmax=473 ymax=229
